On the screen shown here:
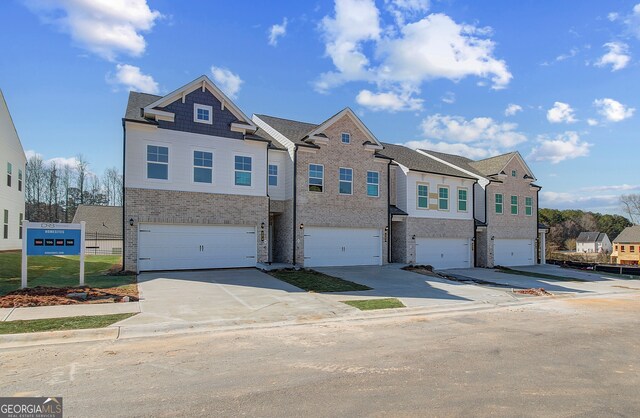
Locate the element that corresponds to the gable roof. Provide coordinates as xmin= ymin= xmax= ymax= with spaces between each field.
xmin=124 ymin=91 xmax=162 ymax=124
xmin=420 ymin=149 xmax=536 ymax=181
xmin=72 ymin=205 xmax=123 ymax=238
xmin=418 ymin=150 xmax=486 ymax=178
xmin=306 ymin=108 xmax=382 ymax=148
xmin=576 ymin=232 xmax=608 ymax=243
xmin=469 ymin=152 xmax=518 ymax=177
xmin=253 ymin=114 xmax=319 ymax=145
xmin=380 ymin=143 xmax=475 ymax=179
xmin=0 ymin=89 xmax=26 ymax=160
xmin=613 ymin=225 xmax=640 ymax=243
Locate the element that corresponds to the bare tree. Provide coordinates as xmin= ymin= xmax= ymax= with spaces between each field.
xmin=76 ymin=154 xmax=89 ymax=205
xmin=621 ymin=194 xmax=640 ymax=224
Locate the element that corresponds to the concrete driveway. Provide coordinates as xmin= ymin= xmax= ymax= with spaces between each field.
xmin=314 ymin=264 xmax=518 ymax=307
xmin=118 ymin=269 xmax=353 ymax=329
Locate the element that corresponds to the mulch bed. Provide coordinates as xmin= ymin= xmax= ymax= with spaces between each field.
xmin=0 ymin=286 xmax=139 ymax=308
xmin=513 ymin=288 xmax=553 ymax=297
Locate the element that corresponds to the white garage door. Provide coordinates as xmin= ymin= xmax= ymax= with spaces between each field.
xmin=303 ymin=227 xmax=381 ymax=267
xmin=494 ymin=239 xmax=534 ymax=266
xmin=416 ymin=238 xmax=471 ymax=270
xmin=138 ymin=224 xmax=257 ymax=271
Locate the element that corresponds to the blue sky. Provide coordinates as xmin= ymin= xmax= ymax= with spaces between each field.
xmin=1 ymin=0 xmax=638 ymax=214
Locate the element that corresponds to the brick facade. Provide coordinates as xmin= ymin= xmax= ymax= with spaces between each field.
xmin=392 ymin=218 xmax=474 ymax=264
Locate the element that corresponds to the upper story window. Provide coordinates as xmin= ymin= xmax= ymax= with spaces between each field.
xmin=147 ymin=145 xmax=169 ymax=180
xmin=309 ymin=164 xmax=324 ymax=192
xmin=3 ymin=209 xmax=8 ymax=239
xmin=511 ymin=195 xmax=518 ymax=215
xmin=341 ymin=132 xmax=350 ymax=144
xmin=268 ymin=164 xmax=278 ymax=186
xmin=234 ymin=156 xmax=252 ymax=186
xmin=458 ymin=188 xmax=468 ymax=212
xmin=525 ymin=197 xmax=533 ymax=216
xmin=18 ymin=213 xmax=23 ymax=239
xmin=631 ymin=246 xmax=636 ymax=253
xmin=339 ymin=167 xmax=353 ymax=195
xmin=193 ymin=150 xmax=213 ymax=183
xmin=194 ymin=103 xmax=213 ymax=124
xmin=621 ymin=245 xmax=626 ymax=252
xmin=417 ymin=184 xmax=428 ymax=209
xmin=511 ymin=169 xmax=517 ymax=177
xmin=6 ymin=162 xmax=12 ymax=187
xmin=367 ymin=171 xmax=379 ymax=197
xmin=438 ymin=186 xmax=449 ymax=211
xmin=18 ymin=169 xmax=22 ymax=192
xmin=495 ymin=193 xmax=503 ymax=214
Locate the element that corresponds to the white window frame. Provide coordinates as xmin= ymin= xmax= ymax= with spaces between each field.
xmin=341 ymin=132 xmax=351 ymax=144
xmin=194 ymin=103 xmax=213 ymax=124
xmin=18 ymin=168 xmax=22 ymax=192
xmin=308 ymin=164 xmax=324 ymax=193
xmin=511 ymin=169 xmax=517 ymax=177
xmin=457 ymin=187 xmax=468 ymax=212
xmin=234 ymin=155 xmax=253 ymax=187
xmin=146 ymin=143 xmax=170 ymax=181
xmin=525 ymin=196 xmax=533 ymax=216
xmin=438 ymin=185 xmax=450 ymax=211
xmin=6 ymin=162 xmax=12 ymax=188
xmin=3 ymin=209 xmax=8 ymax=239
xmin=495 ymin=193 xmax=503 ymax=214
xmin=510 ymin=195 xmax=518 ymax=215
xmin=339 ymin=167 xmax=353 ymax=195
xmin=366 ymin=171 xmax=379 ymax=197
xmin=417 ymin=182 xmax=429 ymax=210
xmin=268 ymin=164 xmax=279 ymax=187
xmin=192 ymin=149 xmax=214 ymax=184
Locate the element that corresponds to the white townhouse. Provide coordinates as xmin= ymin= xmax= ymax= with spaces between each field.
xmin=0 ymin=89 xmax=26 ymax=251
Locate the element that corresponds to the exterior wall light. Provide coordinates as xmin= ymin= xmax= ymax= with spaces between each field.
xmin=299 ymin=223 xmax=304 ymax=229
xmin=491 ymin=235 xmax=495 ymax=241
xmin=129 ymin=218 xmax=134 ymax=227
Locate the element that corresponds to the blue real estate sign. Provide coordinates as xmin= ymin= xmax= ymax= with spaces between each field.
xmin=26 ymin=224 xmax=82 ymax=256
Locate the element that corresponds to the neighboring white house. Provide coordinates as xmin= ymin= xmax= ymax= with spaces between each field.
xmin=72 ymin=205 xmax=123 ymax=255
xmin=576 ymin=232 xmax=612 ymax=253
xmin=0 ymin=89 xmax=26 ymax=251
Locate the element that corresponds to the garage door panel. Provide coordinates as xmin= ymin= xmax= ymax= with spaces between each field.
xmin=304 ymin=227 xmax=381 ymax=267
xmin=416 ymin=238 xmax=470 ymax=269
xmin=138 ymin=224 xmax=256 ymax=271
xmin=494 ymin=239 xmax=534 ymax=266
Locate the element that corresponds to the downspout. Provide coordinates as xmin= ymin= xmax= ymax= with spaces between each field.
xmin=472 ymin=180 xmax=477 ymax=267
xmin=121 ymin=119 xmax=126 ymax=272
xmin=536 ymin=186 xmax=540 ymax=264
xmin=387 ymin=159 xmax=392 ymax=263
xmin=266 ymin=144 xmax=271 ymax=264
xmin=292 ymin=145 xmax=298 ymax=266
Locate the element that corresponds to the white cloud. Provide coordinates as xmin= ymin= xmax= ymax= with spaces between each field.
xmin=580 ymin=184 xmax=640 ymax=192
xmin=608 ymin=12 xmax=619 ymax=22
xmin=624 ymin=4 xmax=640 ymax=39
xmin=25 ymin=150 xmax=78 ymax=169
xmin=587 ymin=118 xmax=599 ymax=126
xmin=316 ymin=1 xmax=512 ymax=108
xmin=555 ymin=47 xmax=578 ymax=62
xmin=268 ymin=18 xmax=288 ymax=46
xmin=594 ymin=98 xmax=635 ymax=122
xmin=539 ymin=191 xmax=620 ymax=210
xmin=546 ymin=101 xmax=577 ymax=124
xmin=25 ymin=0 xmax=162 ymax=61
xmin=528 ymin=131 xmax=591 ymax=164
xmin=356 ymin=89 xmax=423 ymax=111
xmin=504 ymin=103 xmax=522 ymax=116
xmin=420 ymin=114 xmax=527 ymax=148
xmin=441 ymin=91 xmax=455 ymax=104
xmin=595 ymin=42 xmax=630 ymax=71
xmin=210 ymin=66 xmax=243 ymax=99
xmin=402 ymin=140 xmax=494 ymax=159
xmin=108 ymin=64 xmax=159 ymax=94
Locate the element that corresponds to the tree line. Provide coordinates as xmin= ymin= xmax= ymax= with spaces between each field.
xmin=539 ymin=208 xmax=632 ymax=252
xmin=25 ymin=154 xmax=122 ymax=223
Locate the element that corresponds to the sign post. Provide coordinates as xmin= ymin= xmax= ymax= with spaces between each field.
xmin=22 ymin=221 xmax=86 ymax=289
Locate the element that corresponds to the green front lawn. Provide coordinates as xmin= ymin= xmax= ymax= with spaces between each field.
xmin=0 ymin=252 xmax=135 ymax=296
xmin=268 ymin=269 xmax=372 ymax=292
xmin=342 ymin=298 xmax=405 ymax=311
xmin=0 ymin=313 xmax=137 ymax=335
xmin=496 ymin=267 xmax=586 ymax=282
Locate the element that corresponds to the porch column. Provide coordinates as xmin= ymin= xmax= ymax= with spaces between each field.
xmin=540 ymin=231 xmax=546 ymax=264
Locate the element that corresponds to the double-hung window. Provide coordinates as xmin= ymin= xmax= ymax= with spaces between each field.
xmin=341 ymin=133 xmax=350 ymax=144
xmin=458 ymin=188 xmax=468 ymax=212
xmin=309 ymin=164 xmax=324 ymax=192
xmin=18 ymin=213 xmax=23 ymax=239
xmin=147 ymin=145 xmax=169 ymax=180
xmin=511 ymin=170 xmax=517 ymax=177
xmin=511 ymin=195 xmax=518 ymax=215
xmin=438 ymin=186 xmax=449 ymax=210
xmin=193 ymin=151 xmax=213 ymax=183
xmin=18 ymin=169 xmax=22 ymax=192
xmin=268 ymin=165 xmax=278 ymax=186
xmin=495 ymin=193 xmax=503 ymax=214
xmin=3 ymin=210 xmax=8 ymax=239
xmin=367 ymin=171 xmax=379 ymax=197
xmin=417 ymin=184 xmax=429 ymax=209
xmin=234 ymin=156 xmax=252 ymax=186
xmin=525 ymin=197 xmax=533 ymax=216
xmin=339 ymin=168 xmax=353 ymax=195
xmin=194 ymin=103 xmax=212 ymax=124
xmin=6 ymin=163 xmax=11 ymax=187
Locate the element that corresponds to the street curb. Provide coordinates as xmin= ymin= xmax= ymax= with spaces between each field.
xmin=0 ymin=327 xmax=119 ymax=349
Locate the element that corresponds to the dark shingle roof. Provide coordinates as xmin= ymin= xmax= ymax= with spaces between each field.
xmin=469 ymin=152 xmax=517 ymax=176
xmin=254 ymin=114 xmax=318 ymax=145
xmin=380 ymin=143 xmax=475 ymax=179
xmin=613 ymin=226 xmax=640 ymax=243
xmin=72 ymin=205 xmax=123 ymax=238
xmin=252 ymin=128 xmax=286 ymax=150
xmin=124 ymin=91 xmax=161 ymax=123
xmin=418 ymin=150 xmax=486 ymax=177
xmin=390 ymin=205 xmax=408 ymax=216
xmin=577 ymin=232 xmax=607 ymax=243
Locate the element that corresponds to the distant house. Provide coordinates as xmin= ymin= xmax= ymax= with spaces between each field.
xmin=72 ymin=205 xmax=123 ymax=255
xmin=576 ymin=232 xmax=612 ymax=254
xmin=611 ymin=226 xmax=640 ymax=265
xmin=0 ymin=89 xmax=26 ymax=251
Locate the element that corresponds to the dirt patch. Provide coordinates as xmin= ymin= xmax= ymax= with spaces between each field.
xmin=0 ymin=285 xmax=139 ymax=308
xmin=513 ymin=288 xmax=553 ymax=297
xmin=403 ymin=265 xmax=439 ymax=277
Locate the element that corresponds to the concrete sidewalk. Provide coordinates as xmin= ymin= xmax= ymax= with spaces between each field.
xmin=0 ymin=302 xmax=141 ymax=322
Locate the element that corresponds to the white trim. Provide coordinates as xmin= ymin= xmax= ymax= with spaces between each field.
xmin=510 ymin=195 xmax=519 ymax=215
xmin=192 ymin=148 xmax=214 ymax=185
xmin=145 ymin=142 xmax=171 ymax=182
xmin=366 ymin=170 xmax=379 ymax=197
xmin=495 ymin=193 xmax=504 ymax=215
xmin=308 ymin=163 xmax=324 ymax=193
xmin=268 ymin=163 xmax=279 ymax=187
xmin=416 ymin=182 xmax=429 ymax=210
xmin=306 ymin=108 xmax=383 ymax=148
xmin=525 ymin=196 xmax=533 ymax=216
xmin=338 ymin=167 xmax=353 ymax=195
xmin=417 ymin=150 xmax=490 ymax=186
xmin=437 ymin=185 xmax=450 ymax=211
xmin=233 ymin=153 xmax=254 ymax=188
xmin=193 ymin=103 xmax=213 ymax=124
xmin=457 ymin=187 xmax=468 ymax=213
xmin=341 ymin=132 xmax=351 ymax=144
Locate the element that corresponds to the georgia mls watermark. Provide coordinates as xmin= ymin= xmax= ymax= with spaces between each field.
xmin=0 ymin=397 xmax=63 ymax=418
